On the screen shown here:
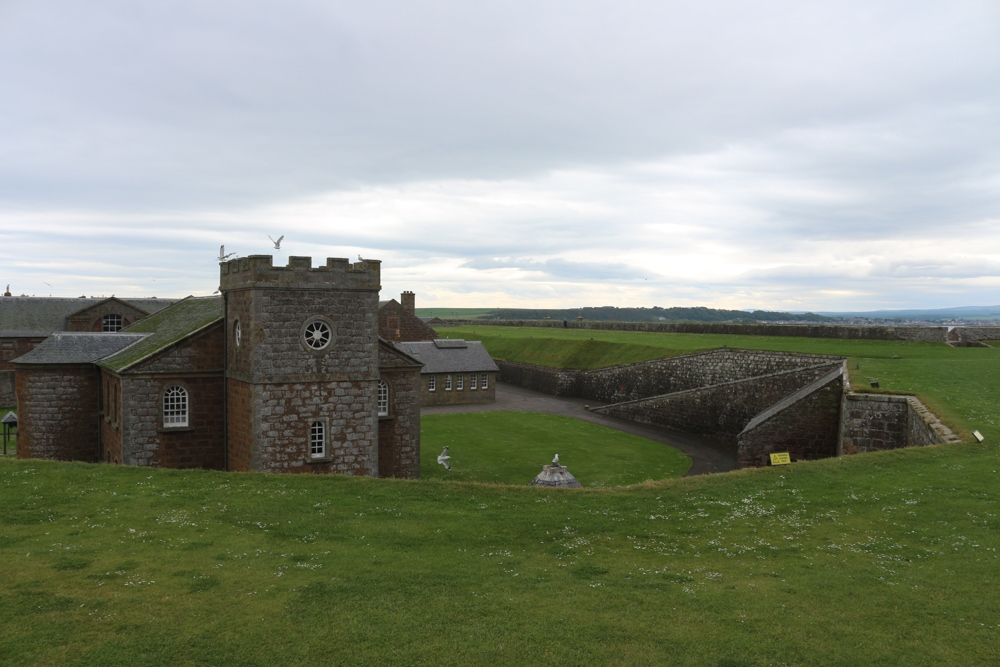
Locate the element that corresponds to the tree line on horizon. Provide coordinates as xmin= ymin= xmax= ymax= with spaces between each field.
xmin=479 ymin=306 xmax=836 ymax=323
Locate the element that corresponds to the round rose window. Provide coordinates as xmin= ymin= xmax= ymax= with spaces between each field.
xmin=303 ymin=320 xmax=332 ymax=350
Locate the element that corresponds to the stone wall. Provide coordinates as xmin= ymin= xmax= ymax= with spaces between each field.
xmin=497 ymin=350 xmax=840 ymax=404
xmin=226 ymin=378 xmax=255 ymax=472
xmin=100 ymin=370 xmax=122 ymax=464
xmin=496 ymin=360 xmax=578 ymax=396
xmin=737 ymin=370 xmax=844 ymax=467
xmin=15 ymin=364 xmax=100 ymax=462
xmin=592 ymin=364 xmax=840 ymax=443
xmin=0 ymin=371 xmax=13 ymax=407
xmin=578 ymin=349 xmax=842 ymax=403
xmin=419 ymin=372 xmax=497 ymax=406
xmin=445 ymin=319 xmax=1000 ymax=342
xmin=379 ymin=299 xmax=438 ymax=343
xmin=378 ymin=368 xmax=421 ymax=479
xmin=839 ymin=393 xmax=949 ymax=454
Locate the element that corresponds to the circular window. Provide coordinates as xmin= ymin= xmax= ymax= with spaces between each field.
xmin=303 ymin=320 xmax=332 ymax=350
xmin=234 ymin=320 xmax=241 ymax=348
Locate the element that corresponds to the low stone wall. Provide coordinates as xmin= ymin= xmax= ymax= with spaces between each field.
xmin=15 ymin=364 xmax=101 ymax=462
xmin=839 ymin=393 xmax=953 ymax=455
xmin=496 ymin=360 xmax=580 ymax=396
xmin=445 ymin=319 xmax=1000 ymax=342
xmin=592 ymin=364 xmax=841 ymax=444
xmin=737 ymin=369 xmax=844 ymax=467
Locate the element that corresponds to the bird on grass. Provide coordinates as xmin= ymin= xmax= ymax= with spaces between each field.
xmin=218 ymin=245 xmax=236 ymax=262
xmin=269 ymin=235 xmax=284 ymax=249
xmin=437 ymin=446 xmax=451 ymax=470
xmin=552 ymin=454 xmax=559 ymax=464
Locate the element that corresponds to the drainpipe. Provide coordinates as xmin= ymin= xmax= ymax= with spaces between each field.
xmin=222 ymin=291 xmax=228 ymax=472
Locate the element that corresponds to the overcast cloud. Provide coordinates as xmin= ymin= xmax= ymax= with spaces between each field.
xmin=1 ymin=0 xmax=997 ymax=310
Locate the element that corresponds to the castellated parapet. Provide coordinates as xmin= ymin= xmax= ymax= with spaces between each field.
xmin=220 ymin=255 xmax=381 ymax=292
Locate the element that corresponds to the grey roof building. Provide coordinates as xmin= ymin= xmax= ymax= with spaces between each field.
xmin=0 ymin=297 xmax=175 ymax=336
xmin=11 ymin=333 xmax=147 ymax=365
xmin=391 ymin=339 xmax=499 ymax=375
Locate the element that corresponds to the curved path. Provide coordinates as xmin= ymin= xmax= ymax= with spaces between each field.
xmin=421 ymin=383 xmax=737 ymax=476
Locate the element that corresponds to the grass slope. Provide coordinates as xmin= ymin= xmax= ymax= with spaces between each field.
xmin=2 ymin=444 xmax=999 ymax=666
xmin=441 ymin=326 xmax=1000 ymax=442
xmin=420 ymin=412 xmax=691 ymax=486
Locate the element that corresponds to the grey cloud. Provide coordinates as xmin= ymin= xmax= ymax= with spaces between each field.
xmin=460 ymin=257 xmax=647 ymax=282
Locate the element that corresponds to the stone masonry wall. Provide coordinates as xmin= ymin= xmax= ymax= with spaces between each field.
xmin=0 ymin=371 xmax=13 ymax=406
xmin=497 ymin=350 xmax=839 ymax=404
xmin=446 ymin=319 xmax=1000 ymax=341
xmin=251 ymin=380 xmax=376 ymax=475
xmin=226 ymin=378 xmax=255 ymax=472
xmin=737 ymin=372 xmax=844 ymax=468
xmin=100 ymin=370 xmax=122 ymax=464
xmin=15 ymin=365 xmax=100 ymax=462
xmin=120 ymin=375 xmax=225 ymax=469
xmin=378 ymin=300 xmax=438 ymax=343
xmin=578 ymin=349 xmax=842 ymax=403
xmin=593 ymin=364 xmax=839 ymax=443
xmin=378 ymin=368 xmax=421 ymax=479
xmin=140 ymin=323 xmax=224 ymax=373
xmin=496 ymin=360 xmax=581 ymax=396
xmin=839 ymin=394 xmax=947 ymax=454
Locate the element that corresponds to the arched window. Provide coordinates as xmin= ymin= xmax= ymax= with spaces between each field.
xmin=377 ymin=380 xmax=390 ymax=417
xmin=102 ymin=314 xmax=123 ymax=332
xmin=163 ymin=386 xmax=189 ymax=427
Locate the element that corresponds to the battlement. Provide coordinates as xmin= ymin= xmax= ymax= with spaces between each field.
xmin=219 ymin=255 xmax=381 ymax=292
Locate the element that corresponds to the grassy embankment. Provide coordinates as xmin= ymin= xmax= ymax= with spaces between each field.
xmin=441 ymin=326 xmax=1000 ymax=443
xmin=3 ymin=441 xmax=1000 ymax=666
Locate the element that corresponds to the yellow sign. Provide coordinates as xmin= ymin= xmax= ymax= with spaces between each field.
xmin=769 ymin=452 xmax=792 ymax=465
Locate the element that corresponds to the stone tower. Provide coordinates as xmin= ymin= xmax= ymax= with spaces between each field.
xmin=220 ymin=255 xmax=381 ymax=474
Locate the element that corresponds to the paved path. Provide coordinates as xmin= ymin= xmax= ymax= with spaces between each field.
xmin=422 ymin=383 xmax=737 ymax=476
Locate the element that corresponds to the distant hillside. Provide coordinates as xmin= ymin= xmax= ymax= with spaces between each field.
xmin=424 ymin=306 xmax=836 ymax=323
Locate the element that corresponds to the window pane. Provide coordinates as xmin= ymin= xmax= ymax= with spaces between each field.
xmin=310 ymin=421 xmax=325 ymax=457
xmin=163 ymin=386 xmax=188 ymax=427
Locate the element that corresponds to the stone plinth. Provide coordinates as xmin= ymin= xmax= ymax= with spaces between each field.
xmin=528 ymin=464 xmax=582 ymax=488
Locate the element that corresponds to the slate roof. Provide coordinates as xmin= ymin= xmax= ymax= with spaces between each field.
xmin=0 ymin=297 xmax=176 ymax=337
xmin=11 ymin=333 xmax=148 ymax=365
xmin=391 ymin=339 xmax=499 ymax=374
xmin=97 ymin=296 xmax=223 ymax=372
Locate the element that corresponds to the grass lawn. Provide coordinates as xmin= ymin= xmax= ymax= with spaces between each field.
xmin=440 ymin=326 xmax=1000 ymax=443
xmin=2 ymin=442 xmax=999 ymax=666
xmin=415 ymin=308 xmax=498 ymax=320
xmin=420 ymin=412 xmax=691 ymax=486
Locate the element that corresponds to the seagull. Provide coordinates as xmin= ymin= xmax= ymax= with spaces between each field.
xmin=269 ymin=235 xmax=284 ymax=249
xmin=552 ymin=454 xmax=559 ymax=464
xmin=437 ymin=446 xmax=451 ymax=471
xmin=218 ymin=245 xmax=236 ymax=262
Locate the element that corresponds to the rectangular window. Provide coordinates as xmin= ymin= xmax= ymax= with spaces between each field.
xmin=456 ymin=375 xmax=464 ymax=390
xmin=163 ymin=386 xmax=189 ymax=427
xmin=445 ymin=374 xmax=452 ymax=391
xmin=377 ymin=381 xmax=389 ymax=417
xmin=310 ymin=421 xmax=326 ymax=458
xmin=428 ymin=376 xmax=436 ymax=392
xmin=481 ymin=373 xmax=488 ymax=389
xmin=470 ymin=374 xmax=477 ymax=390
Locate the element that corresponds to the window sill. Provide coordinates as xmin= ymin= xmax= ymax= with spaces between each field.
xmin=378 ymin=414 xmax=393 ymax=421
xmin=305 ymin=457 xmax=331 ymax=464
xmin=158 ymin=426 xmax=195 ymax=434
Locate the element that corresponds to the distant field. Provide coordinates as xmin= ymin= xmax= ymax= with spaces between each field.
xmin=415 ymin=308 xmax=496 ymax=319
xmin=441 ymin=325 xmax=999 ymax=443
xmin=420 ymin=412 xmax=691 ymax=486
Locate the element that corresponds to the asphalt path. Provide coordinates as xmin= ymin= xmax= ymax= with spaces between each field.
xmin=421 ymin=382 xmax=737 ymax=476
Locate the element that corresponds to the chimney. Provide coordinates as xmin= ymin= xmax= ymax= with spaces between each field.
xmin=401 ymin=291 xmax=415 ymax=315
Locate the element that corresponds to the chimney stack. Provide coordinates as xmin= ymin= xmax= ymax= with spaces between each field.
xmin=401 ymin=291 xmax=415 ymax=315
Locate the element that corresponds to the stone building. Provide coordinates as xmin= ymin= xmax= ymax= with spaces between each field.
xmin=392 ymin=339 xmax=499 ymax=406
xmin=378 ymin=291 xmax=439 ymax=343
xmin=0 ymin=296 xmax=175 ymax=406
xmin=12 ymin=255 xmax=424 ymax=478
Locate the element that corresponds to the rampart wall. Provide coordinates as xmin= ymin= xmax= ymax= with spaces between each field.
xmin=444 ymin=319 xmax=1000 ymax=342
xmin=839 ymin=394 xmax=954 ymax=455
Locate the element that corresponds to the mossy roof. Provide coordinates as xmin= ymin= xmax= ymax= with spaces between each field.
xmin=97 ymin=296 xmax=222 ymax=372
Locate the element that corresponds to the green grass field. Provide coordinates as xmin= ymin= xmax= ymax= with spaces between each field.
xmin=420 ymin=412 xmax=691 ymax=486
xmin=2 ymin=442 xmax=999 ymax=666
xmin=440 ymin=326 xmax=1000 ymax=442
xmin=415 ymin=308 xmax=498 ymax=319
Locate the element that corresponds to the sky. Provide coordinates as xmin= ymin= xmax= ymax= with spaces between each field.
xmin=1 ymin=1 xmax=997 ymax=312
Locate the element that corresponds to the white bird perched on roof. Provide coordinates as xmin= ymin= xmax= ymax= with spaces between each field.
xmin=437 ymin=446 xmax=451 ymax=470
xmin=218 ymin=245 xmax=236 ymax=262
xmin=552 ymin=453 xmax=559 ymax=464
xmin=269 ymin=235 xmax=284 ymax=249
